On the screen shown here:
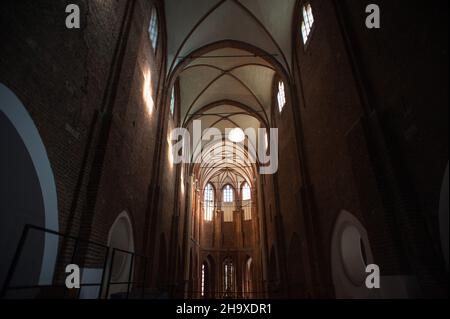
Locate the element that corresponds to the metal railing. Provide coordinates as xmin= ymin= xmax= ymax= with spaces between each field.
xmin=0 ymin=224 xmax=148 ymax=299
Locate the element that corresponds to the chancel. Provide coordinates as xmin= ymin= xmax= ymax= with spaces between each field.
xmin=0 ymin=0 xmax=448 ymax=300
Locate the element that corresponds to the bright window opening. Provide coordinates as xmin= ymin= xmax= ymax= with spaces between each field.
xmin=277 ymin=81 xmax=286 ymax=113
xmin=170 ymin=87 xmax=175 ymax=117
xmin=242 ymin=183 xmax=251 ymax=201
xmin=301 ymin=3 xmax=314 ymax=45
xmin=201 ymin=263 xmax=206 ymax=297
xmin=265 ymin=131 xmax=269 ymax=152
xmin=224 ymin=258 xmax=234 ymax=292
xmin=223 ymin=185 xmax=234 ymax=203
xmin=204 ymin=183 xmax=214 ymax=221
xmin=149 ymin=8 xmax=159 ymax=50
xmin=223 ymin=185 xmax=234 ymax=222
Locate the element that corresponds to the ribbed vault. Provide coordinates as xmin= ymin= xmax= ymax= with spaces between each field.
xmin=165 ymin=0 xmax=294 ymax=188
xmin=165 ymin=0 xmax=297 ymax=75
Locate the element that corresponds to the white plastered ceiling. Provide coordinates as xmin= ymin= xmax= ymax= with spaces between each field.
xmin=165 ymin=0 xmax=295 ymax=185
xmin=165 ymin=0 xmax=296 ymax=74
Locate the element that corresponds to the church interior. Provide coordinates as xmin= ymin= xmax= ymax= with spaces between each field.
xmin=0 ymin=0 xmax=448 ymax=299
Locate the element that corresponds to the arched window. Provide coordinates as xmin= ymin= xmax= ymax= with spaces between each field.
xmin=148 ymin=7 xmax=159 ymax=50
xmin=242 ymin=183 xmax=251 ymax=201
xmin=223 ymin=185 xmax=234 ymax=222
xmin=265 ymin=131 xmax=269 ymax=152
xmin=169 ymin=86 xmax=175 ymax=117
xmin=223 ymin=185 xmax=234 ymax=203
xmin=106 ymin=212 xmax=135 ymax=298
xmin=224 ymin=258 xmax=234 ymax=293
xmin=277 ymin=81 xmax=286 ymax=113
xmin=301 ymin=3 xmax=315 ymax=45
xmin=242 ymin=183 xmax=252 ymax=221
xmin=204 ymin=183 xmax=214 ymax=221
xmin=201 ymin=263 xmax=206 ymax=297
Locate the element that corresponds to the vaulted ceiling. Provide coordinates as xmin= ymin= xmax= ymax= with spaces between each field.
xmin=165 ymin=0 xmax=297 ymax=75
xmin=164 ymin=0 xmax=295 ymax=186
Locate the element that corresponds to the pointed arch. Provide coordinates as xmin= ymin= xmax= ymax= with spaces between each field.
xmin=184 ymin=99 xmax=269 ymax=130
xmin=0 ymin=83 xmax=59 ymax=288
xmin=167 ymin=0 xmax=291 ymax=75
xmin=204 ymin=183 xmax=215 ymax=221
xmin=168 ymin=40 xmax=291 ymax=97
xmin=105 ymin=211 xmax=135 ymax=298
xmin=181 ymin=67 xmax=269 ymax=125
xmin=222 ymin=184 xmax=235 ymax=203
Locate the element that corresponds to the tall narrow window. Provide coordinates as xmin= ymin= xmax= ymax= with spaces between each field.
xmin=223 ymin=185 xmax=234 ymax=222
xmin=149 ymin=8 xmax=159 ymax=50
xmin=170 ymin=87 xmax=175 ymax=117
xmin=204 ymin=184 xmax=214 ymax=221
xmin=265 ymin=131 xmax=269 ymax=152
xmin=201 ymin=263 xmax=206 ymax=297
xmin=242 ymin=183 xmax=251 ymax=201
xmin=277 ymin=81 xmax=286 ymax=113
xmin=242 ymin=183 xmax=252 ymax=221
xmin=224 ymin=258 xmax=233 ymax=293
xmin=301 ymin=3 xmax=315 ymax=45
xmin=223 ymin=185 xmax=234 ymax=203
